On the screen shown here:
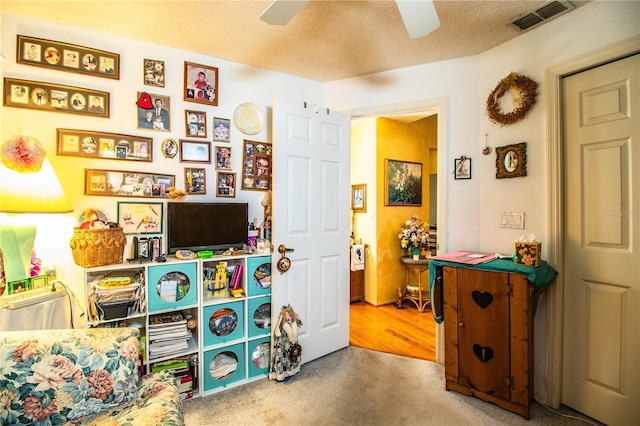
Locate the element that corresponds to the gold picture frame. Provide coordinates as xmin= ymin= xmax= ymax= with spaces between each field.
xmin=4 ymin=77 xmax=110 ymax=117
xmin=56 ymin=128 xmax=152 ymax=162
xmin=17 ymin=35 xmax=120 ymax=79
xmin=351 ymin=184 xmax=367 ymax=212
xmin=84 ymin=169 xmax=174 ymax=198
xmin=495 ymin=142 xmax=527 ymax=179
xmin=384 ymin=159 xmax=422 ymax=206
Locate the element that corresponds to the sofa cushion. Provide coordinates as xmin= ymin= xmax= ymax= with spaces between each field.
xmin=0 ymin=327 xmax=141 ymax=424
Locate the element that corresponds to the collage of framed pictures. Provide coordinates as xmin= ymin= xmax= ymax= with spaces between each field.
xmin=180 ymin=140 xmax=211 ymax=163
xmin=17 ymin=35 xmax=120 ymax=79
xmin=117 ymin=201 xmax=163 ymax=234
xmin=185 ymin=167 xmax=206 ymax=194
xmin=84 ymin=169 xmax=175 ymax=198
xmin=4 ymin=77 xmax=110 ymax=117
xmin=57 ymin=128 xmax=152 ymax=162
xmin=185 ymin=110 xmax=207 ymax=138
xmin=216 ymin=171 xmax=236 ymax=198
xmin=184 ymin=61 xmax=218 ymax=106
xmin=241 ymin=140 xmax=272 ymax=191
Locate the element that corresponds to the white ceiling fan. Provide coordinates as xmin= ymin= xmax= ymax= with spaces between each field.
xmin=260 ymin=0 xmax=441 ymax=39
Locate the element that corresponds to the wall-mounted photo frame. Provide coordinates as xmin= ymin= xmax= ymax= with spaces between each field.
xmin=215 ymin=146 xmax=232 ymax=170
xmin=351 ymin=183 xmax=367 ymax=212
xmin=17 ymin=35 xmax=120 ymax=79
xmin=117 ymin=201 xmax=163 ymax=234
xmin=4 ymin=77 xmax=110 ymax=117
xmin=179 ymin=140 xmax=211 ymax=163
xmin=56 ymin=128 xmax=152 ymax=162
xmin=184 ymin=61 xmax=218 ymax=106
xmin=143 ymin=58 xmax=165 ymax=87
xmin=216 ymin=171 xmax=236 ymax=198
xmin=137 ymin=92 xmax=170 ymax=131
xmin=213 ymin=117 xmax=230 ymax=142
xmin=161 ymin=138 xmax=178 ymax=159
xmin=454 ymin=156 xmax=471 ymax=180
xmin=384 ymin=159 xmax=422 ymax=206
xmin=84 ymin=169 xmax=175 ymax=198
xmin=185 ymin=110 xmax=207 ymax=138
xmin=496 ymin=142 xmax=527 ymax=179
xmin=241 ymin=140 xmax=272 ymax=191
xmin=185 ymin=167 xmax=206 ymax=194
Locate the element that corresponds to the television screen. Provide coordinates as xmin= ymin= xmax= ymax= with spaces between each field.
xmin=167 ymin=202 xmax=248 ymax=254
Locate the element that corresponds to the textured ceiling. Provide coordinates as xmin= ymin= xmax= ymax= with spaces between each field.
xmin=1 ymin=0 xmax=588 ymax=82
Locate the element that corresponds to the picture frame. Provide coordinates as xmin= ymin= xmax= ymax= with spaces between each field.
xmin=185 ymin=167 xmax=206 ymax=194
xmin=3 ymin=77 xmax=110 ymax=117
xmin=84 ymin=169 xmax=175 ymax=198
xmin=134 ymin=236 xmax=162 ymax=261
xmin=216 ymin=171 xmax=236 ymax=198
xmin=143 ymin=58 xmax=165 ymax=87
xmin=137 ymin=92 xmax=170 ymax=131
xmin=184 ymin=61 xmax=218 ymax=106
xmin=241 ymin=140 xmax=272 ymax=191
xmin=17 ymin=35 xmax=120 ymax=79
xmin=384 ymin=159 xmax=422 ymax=206
xmin=215 ymin=146 xmax=232 ymax=170
xmin=7 ymin=278 xmax=31 ymax=295
xmin=31 ymin=275 xmax=49 ymax=290
xmin=56 ymin=128 xmax=152 ymax=162
xmin=161 ymin=138 xmax=178 ymax=159
xmin=496 ymin=142 xmax=527 ymax=179
xmin=454 ymin=156 xmax=471 ymax=180
xmin=185 ymin=110 xmax=207 ymax=138
xmin=351 ymin=183 xmax=367 ymax=212
xmin=179 ymin=140 xmax=211 ymax=163
xmin=213 ymin=117 xmax=230 ymax=142
xmin=117 ymin=201 xmax=163 ymax=234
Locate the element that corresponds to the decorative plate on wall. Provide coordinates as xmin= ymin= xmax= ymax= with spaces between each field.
xmin=233 ymin=102 xmax=263 ymax=135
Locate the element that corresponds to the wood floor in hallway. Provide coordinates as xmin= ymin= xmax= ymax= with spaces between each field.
xmin=349 ymin=301 xmax=436 ymax=361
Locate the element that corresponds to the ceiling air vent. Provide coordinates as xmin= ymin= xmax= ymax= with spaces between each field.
xmin=510 ymin=0 xmax=575 ymax=32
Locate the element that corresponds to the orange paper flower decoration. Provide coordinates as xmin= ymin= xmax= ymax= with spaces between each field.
xmin=1 ymin=135 xmax=46 ymax=173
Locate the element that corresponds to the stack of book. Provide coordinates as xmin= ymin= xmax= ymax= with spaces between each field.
xmin=151 ymin=356 xmax=195 ymax=401
xmin=148 ymin=312 xmax=192 ymax=360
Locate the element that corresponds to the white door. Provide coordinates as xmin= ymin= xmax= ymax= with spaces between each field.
xmin=562 ymin=54 xmax=640 ymax=425
xmin=271 ymin=97 xmax=351 ymax=363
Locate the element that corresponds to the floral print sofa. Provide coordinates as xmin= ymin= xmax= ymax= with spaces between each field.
xmin=0 ymin=327 xmax=184 ymax=425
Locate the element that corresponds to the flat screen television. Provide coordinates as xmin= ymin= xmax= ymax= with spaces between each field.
xmin=167 ymin=202 xmax=248 ymax=254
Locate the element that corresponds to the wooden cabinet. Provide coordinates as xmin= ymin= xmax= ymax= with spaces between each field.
xmin=350 ymin=270 xmax=364 ymax=302
xmin=443 ymin=266 xmax=534 ymax=419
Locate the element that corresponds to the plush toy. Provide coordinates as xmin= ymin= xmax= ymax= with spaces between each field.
xmin=269 ymin=304 xmax=303 ymax=381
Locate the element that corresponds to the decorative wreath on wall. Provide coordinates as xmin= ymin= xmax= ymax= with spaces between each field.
xmin=486 ymin=72 xmax=538 ymax=126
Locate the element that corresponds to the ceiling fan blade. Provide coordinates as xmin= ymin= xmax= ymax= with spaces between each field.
xmin=260 ymin=0 xmax=309 ymax=25
xmin=396 ymin=0 xmax=441 ymax=39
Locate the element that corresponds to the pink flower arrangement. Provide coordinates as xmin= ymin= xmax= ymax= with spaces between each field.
xmin=0 ymin=135 xmax=46 ymax=173
xmin=398 ymin=215 xmax=428 ymax=251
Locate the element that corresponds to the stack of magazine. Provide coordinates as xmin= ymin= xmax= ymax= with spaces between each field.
xmin=151 ymin=355 xmax=196 ymax=401
xmin=148 ymin=312 xmax=191 ymax=359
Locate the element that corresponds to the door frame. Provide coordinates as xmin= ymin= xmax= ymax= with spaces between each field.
xmin=545 ymin=35 xmax=640 ymax=408
xmin=346 ymin=96 xmax=449 ymax=364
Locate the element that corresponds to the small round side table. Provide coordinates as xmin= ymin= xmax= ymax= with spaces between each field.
xmin=397 ymin=256 xmax=431 ymax=313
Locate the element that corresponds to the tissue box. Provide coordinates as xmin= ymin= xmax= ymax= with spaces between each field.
xmin=514 ymin=242 xmax=541 ymax=267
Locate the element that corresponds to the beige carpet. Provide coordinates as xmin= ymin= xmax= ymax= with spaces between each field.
xmin=184 ymin=346 xmax=600 ymax=425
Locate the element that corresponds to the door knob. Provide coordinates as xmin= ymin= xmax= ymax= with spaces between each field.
xmin=277 ymin=244 xmax=294 ymax=274
xmin=278 ymin=244 xmax=294 ymax=254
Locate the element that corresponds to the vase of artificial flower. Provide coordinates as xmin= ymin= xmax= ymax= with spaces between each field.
xmin=398 ymin=215 xmax=428 ymax=259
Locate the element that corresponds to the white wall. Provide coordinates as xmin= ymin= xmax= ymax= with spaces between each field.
xmin=0 ymin=13 xmax=323 ymax=318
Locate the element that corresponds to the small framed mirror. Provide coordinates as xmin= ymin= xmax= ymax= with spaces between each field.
xmin=496 ymin=142 xmax=527 ymax=179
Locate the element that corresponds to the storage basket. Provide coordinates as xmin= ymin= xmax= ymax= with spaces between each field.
xmin=70 ymin=227 xmax=126 ymax=268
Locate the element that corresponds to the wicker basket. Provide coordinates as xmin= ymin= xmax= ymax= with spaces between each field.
xmin=70 ymin=227 xmax=126 ymax=268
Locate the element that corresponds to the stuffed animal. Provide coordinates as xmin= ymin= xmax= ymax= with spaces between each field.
xmin=269 ymin=304 xmax=303 ymax=381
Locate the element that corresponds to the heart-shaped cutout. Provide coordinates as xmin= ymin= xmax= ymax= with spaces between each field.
xmin=473 ymin=344 xmax=494 ymax=363
xmin=472 ymin=291 xmax=493 ymax=308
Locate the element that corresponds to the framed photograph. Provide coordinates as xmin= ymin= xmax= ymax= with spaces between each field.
xmin=184 ymin=61 xmax=218 ymax=106
xmin=351 ymin=183 xmax=367 ymax=212
xmin=213 ymin=117 xmax=230 ymax=142
xmin=84 ymin=169 xmax=175 ymax=198
xmin=3 ymin=77 xmax=109 ymax=117
xmin=215 ymin=146 xmax=232 ymax=170
xmin=117 ymin=201 xmax=163 ymax=234
xmin=454 ymin=156 xmax=471 ymax=180
xmin=216 ymin=171 xmax=236 ymax=198
xmin=143 ymin=58 xmax=165 ymax=87
xmin=7 ymin=278 xmax=31 ymax=295
xmin=31 ymin=275 xmax=49 ymax=290
xmin=185 ymin=110 xmax=207 ymax=138
xmin=135 ymin=236 xmax=162 ymax=260
xmin=241 ymin=140 xmax=272 ymax=191
xmin=137 ymin=92 xmax=170 ymax=131
xmin=185 ymin=167 xmax=206 ymax=194
xmin=161 ymin=138 xmax=178 ymax=159
xmin=179 ymin=140 xmax=211 ymax=163
xmin=384 ymin=159 xmax=422 ymax=206
xmin=56 ymin=128 xmax=152 ymax=162
xmin=496 ymin=142 xmax=527 ymax=179
xmin=17 ymin=35 xmax=120 ymax=79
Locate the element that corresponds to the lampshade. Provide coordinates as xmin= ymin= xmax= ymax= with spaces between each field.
xmin=0 ymin=158 xmax=73 ymax=213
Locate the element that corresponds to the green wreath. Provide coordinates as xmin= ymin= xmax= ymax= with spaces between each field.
xmin=486 ymin=72 xmax=538 ymax=126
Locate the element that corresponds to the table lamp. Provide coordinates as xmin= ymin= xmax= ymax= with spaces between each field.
xmin=0 ymin=135 xmax=73 ymax=284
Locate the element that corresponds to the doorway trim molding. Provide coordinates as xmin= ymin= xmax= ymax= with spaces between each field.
xmin=545 ymin=35 xmax=640 ymax=408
